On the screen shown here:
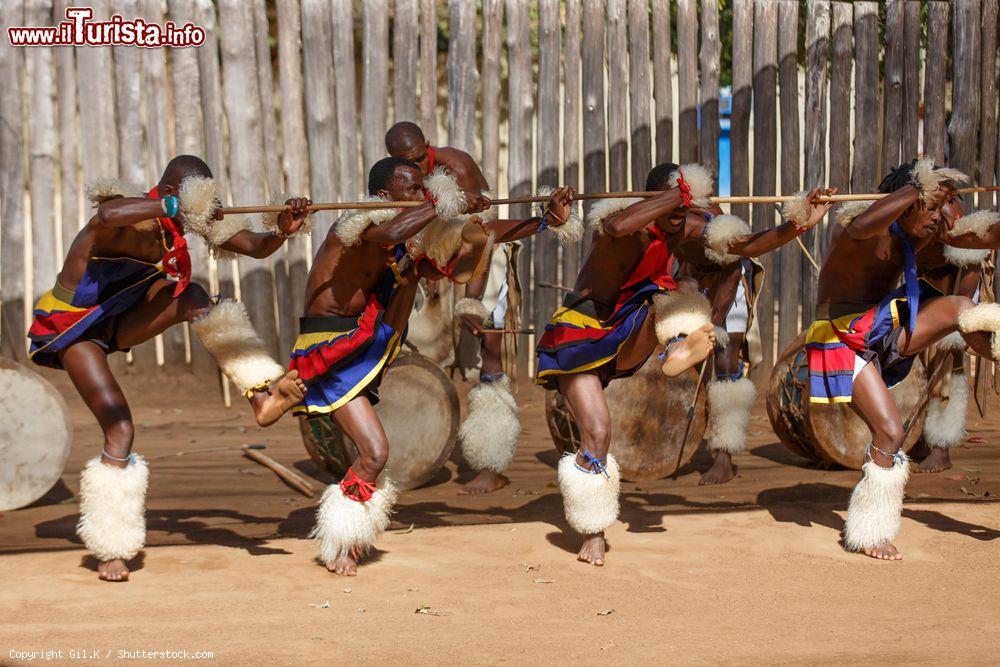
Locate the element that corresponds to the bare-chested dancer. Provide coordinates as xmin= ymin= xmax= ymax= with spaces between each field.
xmin=804 ymin=159 xmax=1000 ymax=560
xmin=386 ymin=121 xmax=582 ymax=495
xmin=296 ymin=157 xmax=574 ymax=575
xmin=27 ymin=155 xmax=310 ymax=582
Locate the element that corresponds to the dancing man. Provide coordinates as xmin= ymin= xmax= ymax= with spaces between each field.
xmin=27 ymin=155 xmax=310 ymax=582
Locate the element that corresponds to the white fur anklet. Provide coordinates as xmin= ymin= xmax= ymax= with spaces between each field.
xmin=190 ymin=300 xmax=285 ymax=397
xmin=311 ymin=480 xmax=397 ymax=564
xmin=924 ymin=373 xmax=969 ymax=450
xmin=842 ymin=450 xmax=909 ymax=552
xmin=557 ymin=453 xmax=620 ymax=535
xmin=707 ymin=377 xmax=757 ymax=455
xmin=77 ymin=455 xmax=149 ymax=562
xmin=459 ymin=375 xmax=520 ymax=474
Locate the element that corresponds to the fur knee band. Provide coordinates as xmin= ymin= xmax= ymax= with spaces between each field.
xmin=459 ymin=376 xmax=520 ymax=474
xmin=77 ymin=455 xmax=149 ymax=562
xmin=842 ymin=453 xmax=909 ymax=552
xmin=311 ymin=480 xmax=397 ymax=565
xmin=190 ymin=300 xmax=285 ymax=396
xmin=557 ymin=453 xmax=620 ymax=535
xmin=707 ymin=378 xmax=756 ymax=455
xmin=652 ymin=291 xmax=712 ymax=345
xmin=958 ymin=303 xmax=1000 ymax=360
xmin=924 ymin=373 xmax=969 ymax=450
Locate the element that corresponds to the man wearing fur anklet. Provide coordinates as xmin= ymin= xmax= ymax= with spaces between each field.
xmin=386 ymin=122 xmax=584 ymax=496
xmin=27 ymin=155 xmax=311 ymax=582
xmin=805 ymin=159 xmax=1000 ymax=561
xmin=293 ymin=157 xmax=574 ymax=575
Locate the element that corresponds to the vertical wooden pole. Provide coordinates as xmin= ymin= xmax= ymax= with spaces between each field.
xmin=76 ymin=0 xmax=119 ymax=184
xmin=676 ymin=0 xmax=699 ymax=164
xmin=699 ymin=0 xmax=721 ymax=188
xmin=219 ymin=0 xmax=279 ymax=355
xmin=627 ymin=0 xmax=651 ymax=189
xmin=606 ymin=0 xmax=628 ymax=190
xmin=301 ymin=0 xmax=339 ymax=240
xmin=851 ymin=2 xmax=880 ymax=193
xmin=752 ymin=0 xmax=777 ymax=377
xmin=777 ymin=0 xmax=800 ymax=352
xmin=481 ymin=0 xmax=503 ymax=190
xmin=901 ymin=0 xmax=922 ymax=163
xmin=252 ymin=0 xmax=283 ymax=199
xmin=923 ymin=1 xmax=949 ymax=166
xmin=419 ymin=0 xmax=439 ymax=144
xmin=828 ymin=1 xmax=852 ymax=202
xmin=730 ymin=0 xmax=753 ymax=223
xmin=563 ymin=0 xmax=582 ymax=281
xmin=881 ymin=0 xmax=905 ymax=172
xmin=331 ymin=0 xmax=359 ymax=200
xmin=979 ymin=0 xmax=998 ymax=210
xmin=447 ymin=0 xmax=478 ymax=154
xmin=362 ymin=0 xmax=390 ymax=174
xmin=949 ymin=0 xmax=981 ymax=212
xmin=55 ymin=0 xmax=81 ymax=253
xmin=803 ymin=0 xmax=830 ymax=320
xmin=0 ymin=0 xmax=26 ymax=360
xmin=535 ymin=0 xmax=560 ymax=334
xmin=651 ymin=0 xmax=672 ymax=164
xmin=393 ymin=0 xmax=419 ymax=123
xmin=582 ymin=0 xmax=607 ymax=219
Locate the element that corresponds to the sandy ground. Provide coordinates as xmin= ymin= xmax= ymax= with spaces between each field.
xmin=2 ymin=367 xmax=999 ymax=665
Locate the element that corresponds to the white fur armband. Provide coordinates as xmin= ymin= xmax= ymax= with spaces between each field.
xmin=77 ymin=455 xmax=149 ymax=561
xmin=911 ymin=157 xmax=971 ymax=207
xmin=558 ymin=453 xmax=620 ymax=534
xmin=454 ymin=297 xmax=490 ymax=322
xmin=586 ymin=197 xmax=642 ymax=234
xmin=835 ymin=201 xmax=873 ymax=228
xmin=713 ymin=326 xmax=730 ymax=350
xmin=311 ymin=480 xmax=397 ymax=564
xmin=947 ymin=210 xmax=1000 ymax=240
xmin=703 ymin=214 xmax=751 ymax=265
xmin=534 ymin=186 xmax=584 ymax=245
xmin=459 ymin=376 xmax=521 ymax=474
xmin=936 ymin=331 xmax=967 ymax=352
xmin=335 ymin=197 xmax=401 ymax=247
xmin=781 ymin=191 xmax=811 ymax=229
xmin=958 ymin=303 xmax=1000 ymax=360
xmin=924 ymin=372 xmax=969 ymax=450
xmin=190 ymin=300 xmax=285 ymax=395
xmin=85 ymin=178 xmax=144 ymax=207
xmin=943 ymin=245 xmax=990 ymax=267
xmin=842 ymin=453 xmax=909 ymax=552
xmin=652 ymin=290 xmax=712 ymax=345
xmin=669 ymin=163 xmax=714 ymax=208
xmin=258 ymin=192 xmax=312 ymax=238
xmin=424 ymin=167 xmax=468 ymax=220
xmin=707 ymin=378 xmax=757 ymax=455
xmin=178 ymin=176 xmax=250 ymax=257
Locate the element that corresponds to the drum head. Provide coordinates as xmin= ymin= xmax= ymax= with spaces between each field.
xmin=545 ymin=360 xmax=708 ymax=481
xmin=299 ymin=353 xmax=459 ymax=490
xmin=767 ymin=334 xmax=821 ymax=462
xmin=0 ymin=359 xmax=73 ymax=510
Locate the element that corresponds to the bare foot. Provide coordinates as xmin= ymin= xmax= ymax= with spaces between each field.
xmin=326 ymin=546 xmax=363 ymax=576
xmin=458 ymin=469 xmax=510 ymax=495
xmin=451 ymin=221 xmax=489 ymax=284
xmin=577 ymin=533 xmax=606 ymax=566
xmin=916 ymin=447 xmax=952 ymax=473
xmin=863 ymin=542 xmax=903 ymax=560
xmin=699 ymin=451 xmax=735 ymax=485
xmin=254 ymin=370 xmax=306 ymax=427
xmin=661 ymin=323 xmax=716 ymax=377
xmin=98 ymin=558 xmax=130 ymax=582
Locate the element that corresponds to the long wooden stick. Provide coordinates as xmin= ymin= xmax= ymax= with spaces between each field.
xmin=672 ymin=355 xmax=712 ymax=480
xmin=480 ymin=328 xmax=536 ymax=335
xmin=242 ymin=445 xmax=316 ymax=498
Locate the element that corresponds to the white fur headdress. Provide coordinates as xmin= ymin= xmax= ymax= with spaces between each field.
xmin=534 ymin=186 xmax=584 ymax=245
xmin=652 ymin=290 xmax=712 ymax=345
xmin=835 ymin=201 xmax=873 ymax=228
xmin=587 ymin=197 xmax=642 ymax=233
xmin=703 ymin=214 xmax=751 ymax=265
xmin=77 ymin=455 xmax=149 ymax=562
xmin=911 ymin=157 xmax=971 ymax=207
xmin=781 ymin=191 xmax=811 ymax=228
xmin=85 ymin=178 xmax=144 ymax=207
xmin=958 ymin=303 xmax=1000 ymax=360
xmin=459 ymin=375 xmax=521 ymax=474
xmin=669 ymin=163 xmax=714 ymax=208
xmin=311 ymin=479 xmax=398 ymax=564
xmin=335 ymin=197 xmax=401 ymax=247
xmin=842 ymin=452 xmax=910 ymax=553
xmin=557 ymin=452 xmax=620 ymax=535
xmin=258 ymin=192 xmax=312 ymax=238
xmin=178 ymin=176 xmax=249 ymax=257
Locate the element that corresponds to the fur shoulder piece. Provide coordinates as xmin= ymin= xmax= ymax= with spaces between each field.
xmin=911 ymin=157 xmax=971 ymax=206
xmin=948 ymin=210 xmax=1000 ymax=240
xmin=703 ymin=214 xmax=750 ymax=265
xmin=533 ymin=186 xmax=584 ymax=245
xmin=943 ymin=245 xmax=990 ymax=267
xmin=335 ymin=197 xmax=400 ymax=247
xmin=586 ymin=197 xmax=642 ymax=233
xmin=669 ymin=163 xmax=713 ymax=208
xmin=258 ymin=192 xmax=312 ymax=238
xmin=835 ymin=201 xmax=873 ymax=228
xmin=781 ymin=191 xmax=811 ymax=228
xmin=424 ymin=166 xmax=467 ymax=220
xmin=85 ymin=178 xmax=144 ymax=207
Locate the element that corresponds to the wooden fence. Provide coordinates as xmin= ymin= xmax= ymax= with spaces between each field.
xmin=1 ymin=0 xmax=998 ymax=384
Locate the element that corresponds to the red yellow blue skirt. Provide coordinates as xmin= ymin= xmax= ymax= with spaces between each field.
xmin=28 ymin=257 xmax=164 ymax=369
xmin=535 ymin=281 xmax=662 ymax=391
xmin=289 ymin=298 xmax=404 ymax=416
xmin=805 ymin=280 xmax=941 ymax=404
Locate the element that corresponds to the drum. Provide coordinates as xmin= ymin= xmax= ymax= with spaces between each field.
xmin=767 ymin=333 xmax=928 ymax=469
xmin=299 ymin=352 xmax=459 ymax=490
xmin=545 ymin=359 xmax=708 ymax=480
xmin=0 ymin=359 xmax=73 ymax=510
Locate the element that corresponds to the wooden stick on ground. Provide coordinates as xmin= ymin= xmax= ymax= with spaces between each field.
xmin=242 ymin=445 xmax=316 ymax=498
xmin=480 ymin=328 xmax=536 ymax=335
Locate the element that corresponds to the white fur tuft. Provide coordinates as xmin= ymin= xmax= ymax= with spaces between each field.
xmin=190 ymin=300 xmax=285 ymax=394
xmin=842 ymin=453 xmax=909 ymax=552
xmin=958 ymin=303 xmax=1000 ymax=360
xmin=707 ymin=378 xmax=756 ymax=455
xmin=177 ymin=176 xmax=247 ymax=253
xmin=948 ymin=210 xmax=1000 ymax=240
xmin=652 ymin=290 xmax=712 ymax=345
xmin=911 ymin=157 xmax=971 ymax=206
xmin=534 ymin=187 xmax=584 ymax=245
xmin=310 ymin=480 xmax=397 ymax=564
xmin=781 ymin=191 xmax=811 ymax=228
xmin=924 ymin=372 xmax=969 ymax=450
xmin=407 ymin=218 xmax=468 ymax=267
xmin=459 ymin=376 xmax=521 ymax=473
xmin=557 ymin=453 xmax=620 ymax=534
xmin=703 ymin=214 xmax=750 ymax=265
xmin=259 ymin=192 xmax=312 ymax=238
xmin=835 ymin=201 xmax=873 ymax=228
xmin=424 ymin=167 xmax=467 ymax=220
xmin=936 ymin=331 xmax=967 ymax=352
xmin=335 ymin=197 xmax=400 ymax=247
xmin=454 ymin=297 xmax=490 ymax=322
xmin=77 ymin=455 xmax=149 ymax=561
xmin=587 ymin=197 xmax=642 ymax=233
xmin=85 ymin=178 xmax=144 ymax=207
xmin=713 ymin=326 xmax=730 ymax=350
xmin=670 ymin=163 xmax=714 ymax=207
xmin=943 ymin=245 xmax=990 ymax=267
